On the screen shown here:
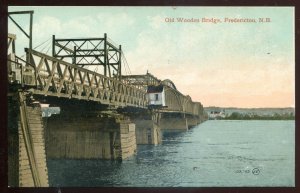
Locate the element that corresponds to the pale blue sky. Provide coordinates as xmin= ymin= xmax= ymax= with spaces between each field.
xmin=8 ymin=6 xmax=295 ymax=107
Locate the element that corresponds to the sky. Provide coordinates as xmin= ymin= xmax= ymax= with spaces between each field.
xmin=8 ymin=6 xmax=295 ymax=108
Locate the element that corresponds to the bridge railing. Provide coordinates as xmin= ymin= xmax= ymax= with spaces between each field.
xmin=22 ymin=48 xmax=148 ymax=108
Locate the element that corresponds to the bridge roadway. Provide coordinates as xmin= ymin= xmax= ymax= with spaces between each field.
xmin=7 ymin=33 xmax=207 ymax=187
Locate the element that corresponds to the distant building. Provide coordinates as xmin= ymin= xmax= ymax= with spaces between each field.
xmin=209 ymin=110 xmax=225 ymax=119
xmin=147 ymin=85 xmax=166 ymax=108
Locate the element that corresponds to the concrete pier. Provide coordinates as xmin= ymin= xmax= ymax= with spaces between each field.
xmin=160 ymin=113 xmax=202 ymax=132
xmin=119 ymin=119 xmax=137 ymax=159
xmin=160 ymin=113 xmax=188 ymax=132
xmin=186 ymin=115 xmax=201 ymax=129
xmin=132 ymin=112 xmax=161 ymax=145
xmin=45 ymin=109 xmax=137 ymax=160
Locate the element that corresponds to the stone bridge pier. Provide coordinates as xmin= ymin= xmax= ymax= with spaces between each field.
xmin=129 ymin=111 xmax=161 ymax=145
xmin=43 ymin=99 xmax=137 ymax=160
xmin=117 ymin=108 xmax=162 ymax=145
xmin=160 ymin=112 xmax=201 ymax=132
xmin=186 ymin=114 xmax=202 ymax=128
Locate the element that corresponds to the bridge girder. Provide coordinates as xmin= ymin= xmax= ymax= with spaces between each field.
xmin=163 ymin=86 xmax=201 ymax=116
xmin=161 ymin=79 xmax=177 ymax=90
xmin=12 ymin=48 xmax=148 ymax=109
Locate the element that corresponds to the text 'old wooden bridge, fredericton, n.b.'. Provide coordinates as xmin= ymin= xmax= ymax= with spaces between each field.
xmin=7 ymin=11 xmax=207 ymax=187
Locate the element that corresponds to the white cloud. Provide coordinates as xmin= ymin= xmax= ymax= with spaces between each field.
xmin=148 ymin=15 xmax=165 ymax=29
xmin=33 ymin=16 xmax=62 ymax=40
xmin=97 ymin=12 xmax=135 ymax=28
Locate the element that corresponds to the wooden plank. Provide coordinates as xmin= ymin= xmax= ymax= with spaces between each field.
xmin=19 ymin=164 xmax=31 ymax=170
xmin=20 ymin=178 xmax=34 ymax=185
xmin=19 ymin=154 xmax=46 ymax=162
xmin=19 ymin=173 xmax=33 ymax=180
xmin=19 ymin=179 xmax=34 ymax=185
xmin=20 ymin=129 xmax=44 ymax=134
xmin=27 ymin=121 xmax=43 ymax=126
xmin=19 ymin=162 xmax=47 ymax=170
xmin=19 ymin=165 xmax=31 ymax=171
xmin=25 ymin=113 xmax=42 ymax=117
xmin=18 ymin=158 xmax=31 ymax=165
xmin=19 ymin=171 xmax=33 ymax=178
xmin=19 ymin=178 xmax=34 ymax=187
xmin=19 ymin=135 xmax=45 ymax=141
xmin=19 ymin=135 xmax=45 ymax=140
xmin=19 ymin=169 xmax=34 ymax=176
xmin=28 ymin=116 xmax=42 ymax=122
xmin=19 ymin=144 xmax=46 ymax=150
xmin=23 ymin=127 xmax=44 ymax=132
xmin=19 ymin=158 xmax=47 ymax=167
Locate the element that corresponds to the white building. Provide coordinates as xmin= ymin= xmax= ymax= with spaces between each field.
xmin=147 ymin=85 xmax=166 ymax=107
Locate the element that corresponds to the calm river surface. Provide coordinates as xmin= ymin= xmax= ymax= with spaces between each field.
xmin=48 ymin=120 xmax=295 ymax=187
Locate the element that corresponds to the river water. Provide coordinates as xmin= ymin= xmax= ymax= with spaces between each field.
xmin=48 ymin=120 xmax=295 ymax=187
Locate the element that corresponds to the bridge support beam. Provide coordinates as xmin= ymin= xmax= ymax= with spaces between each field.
xmin=45 ymin=108 xmax=137 ymax=160
xmin=130 ymin=111 xmax=162 ymax=145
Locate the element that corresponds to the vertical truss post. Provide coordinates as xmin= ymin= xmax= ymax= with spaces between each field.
xmin=73 ymin=46 xmax=76 ymax=65
xmin=52 ymin=35 xmax=55 ymax=57
xmin=104 ymin=33 xmax=107 ymax=77
xmin=29 ymin=12 xmax=33 ymax=52
xmin=118 ymin=45 xmax=122 ymax=80
xmin=12 ymin=36 xmax=16 ymax=53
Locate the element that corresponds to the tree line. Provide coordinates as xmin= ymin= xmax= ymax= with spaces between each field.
xmin=222 ymin=112 xmax=295 ymax=120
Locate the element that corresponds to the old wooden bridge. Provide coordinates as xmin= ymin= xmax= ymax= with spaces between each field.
xmin=7 ymin=11 xmax=207 ymax=187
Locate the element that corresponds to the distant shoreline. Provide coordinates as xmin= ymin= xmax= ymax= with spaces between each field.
xmin=205 ymin=107 xmax=295 ymax=120
xmin=204 ymin=106 xmax=294 ymax=109
xmin=221 ymin=117 xmax=295 ymax=121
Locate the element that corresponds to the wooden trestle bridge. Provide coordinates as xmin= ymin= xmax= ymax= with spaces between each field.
xmin=7 ymin=11 xmax=207 ymax=187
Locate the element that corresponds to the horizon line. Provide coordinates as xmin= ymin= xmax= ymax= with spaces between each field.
xmin=204 ymin=106 xmax=295 ymax=109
